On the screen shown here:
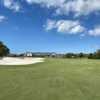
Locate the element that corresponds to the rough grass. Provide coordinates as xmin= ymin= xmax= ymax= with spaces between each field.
xmin=0 ymin=58 xmax=100 ymax=100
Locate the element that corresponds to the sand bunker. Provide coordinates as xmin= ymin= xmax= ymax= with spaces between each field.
xmin=0 ymin=57 xmax=44 ymax=65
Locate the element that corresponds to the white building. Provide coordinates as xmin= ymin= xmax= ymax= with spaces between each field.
xmin=24 ymin=52 xmax=33 ymax=57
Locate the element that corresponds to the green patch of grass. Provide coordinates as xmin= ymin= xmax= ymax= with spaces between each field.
xmin=0 ymin=58 xmax=100 ymax=100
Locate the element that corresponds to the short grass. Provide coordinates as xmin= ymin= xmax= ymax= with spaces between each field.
xmin=0 ymin=58 xmax=100 ymax=100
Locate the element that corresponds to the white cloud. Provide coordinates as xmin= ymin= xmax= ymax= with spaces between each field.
xmin=1 ymin=0 xmax=100 ymax=16
xmin=45 ymin=19 xmax=100 ymax=36
xmin=45 ymin=19 xmax=56 ymax=31
xmin=2 ymin=0 xmax=21 ymax=12
xmin=56 ymin=0 xmax=100 ymax=16
xmin=26 ymin=0 xmax=100 ymax=16
xmin=70 ymin=25 xmax=85 ymax=33
xmin=88 ymin=26 xmax=100 ymax=36
xmin=45 ymin=19 xmax=85 ymax=34
xmin=26 ymin=0 xmax=65 ymax=8
xmin=0 ymin=15 xmax=6 ymax=22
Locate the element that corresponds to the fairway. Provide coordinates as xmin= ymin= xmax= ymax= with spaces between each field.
xmin=0 ymin=58 xmax=100 ymax=100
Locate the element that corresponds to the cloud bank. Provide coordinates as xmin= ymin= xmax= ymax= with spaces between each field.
xmin=26 ymin=0 xmax=100 ymax=16
xmin=45 ymin=19 xmax=85 ymax=34
xmin=45 ymin=19 xmax=100 ymax=36
xmin=0 ymin=0 xmax=100 ymax=37
xmin=2 ymin=0 xmax=21 ymax=12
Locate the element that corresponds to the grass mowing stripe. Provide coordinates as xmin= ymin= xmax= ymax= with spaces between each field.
xmin=0 ymin=58 xmax=100 ymax=100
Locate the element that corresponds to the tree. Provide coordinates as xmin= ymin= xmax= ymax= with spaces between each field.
xmin=88 ymin=53 xmax=94 ymax=59
xmin=78 ymin=53 xmax=84 ymax=58
xmin=64 ymin=53 xmax=76 ymax=58
xmin=0 ymin=41 xmax=10 ymax=57
xmin=95 ymin=49 xmax=100 ymax=59
xmin=88 ymin=49 xmax=100 ymax=59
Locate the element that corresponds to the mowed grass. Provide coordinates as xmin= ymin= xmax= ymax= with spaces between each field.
xmin=0 ymin=59 xmax=100 ymax=100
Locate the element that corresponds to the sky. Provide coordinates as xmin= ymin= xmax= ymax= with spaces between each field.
xmin=0 ymin=0 xmax=100 ymax=53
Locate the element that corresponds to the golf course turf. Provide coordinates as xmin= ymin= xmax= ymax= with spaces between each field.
xmin=0 ymin=58 xmax=100 ymax=100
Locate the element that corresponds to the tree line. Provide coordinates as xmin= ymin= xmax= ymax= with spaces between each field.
xmin=0 ymin=41 xmax=100 ymax=59
xmin=64 ymin=50 xmax=100 ymax=59
xmin=88 ymin=50 xmax=100 ymax=59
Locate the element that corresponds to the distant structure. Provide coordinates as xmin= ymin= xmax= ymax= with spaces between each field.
xmin=32 ymin=52 xmax=57 ymax=57
xmin=24 ymin=52 xmax=33 ymax=57
xmin=8 ymin=52 xmax=64 ymax=58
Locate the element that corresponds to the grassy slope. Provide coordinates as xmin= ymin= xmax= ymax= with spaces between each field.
xmin=0 ymin=58 xmax=100 ymax=100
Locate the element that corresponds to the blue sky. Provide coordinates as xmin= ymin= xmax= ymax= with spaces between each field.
xmin=0 ymin=0 xmax=100 ymax=53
